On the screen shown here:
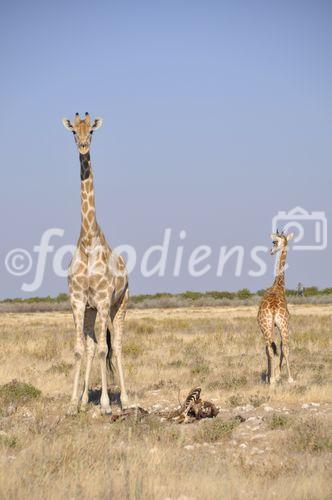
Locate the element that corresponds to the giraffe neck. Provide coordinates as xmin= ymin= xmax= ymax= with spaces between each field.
xmin=79 ymin=152 xmax=98 ymax=238
xmin=272 ymin=247 xmax=287 ymax=291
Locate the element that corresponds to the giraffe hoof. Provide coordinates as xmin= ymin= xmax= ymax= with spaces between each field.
xmin=100 ymin=405 xmax=112 ymax=416
xmin=80 ymin=403 xmax=88 ymax=413
xmin=67 ymin=403 xmax=79 ymax=416
xmin=288 ymin=377 xmax=295 ymax=384
xmin=120 ymin=395 xmax=129 ymax=410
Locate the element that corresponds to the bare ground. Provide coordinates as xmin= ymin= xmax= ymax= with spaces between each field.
xmin=0 ymin=305 xmax=331 ymax=499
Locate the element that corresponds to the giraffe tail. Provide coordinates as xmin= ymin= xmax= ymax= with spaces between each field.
xmin=271 ymin=341 xmax=278 ymax=356
xmin=106 ymin=327 xmax=115 ymax=378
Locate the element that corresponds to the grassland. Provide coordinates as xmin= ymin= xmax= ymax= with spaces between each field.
xmin=0 ymin=304 xmax=331 ymax=499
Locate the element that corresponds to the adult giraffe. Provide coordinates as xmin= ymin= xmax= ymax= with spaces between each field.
xmin=62 ymin=112 xmax=129 ymax=415
xmin=257 ymin=229 xmax=294 ymax=385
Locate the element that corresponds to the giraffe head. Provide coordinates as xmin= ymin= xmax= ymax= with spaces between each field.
xmin=62 ymin=112 xmax=103 ymax=154
xmin=270 ymin=230 xmax=294 ymax=255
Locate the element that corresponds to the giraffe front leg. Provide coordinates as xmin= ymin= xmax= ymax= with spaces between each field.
xmin=98 ymin=306 xmax=112 ymax=415
xmin=81 ymin=308 xmax=97 ymax=411
xmin=68 ymin=303 xmax=86 ymax=416
xmin=80 ymin=337 xmax=95 ymax=411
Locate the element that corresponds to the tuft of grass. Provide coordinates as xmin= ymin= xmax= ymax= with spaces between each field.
xmin=0 ymin=434 xmax=18 ymax=449
xmin=228 ymin=394 xmax=246 ymax=407
xmin=267 ymin=413 xmax=290 ymax=430
xmin=208 ymin=376 xmax=248 ymax=392
xmin=290 ymin=385 xmax=307 ymax=395
xmin=193 ymin=418 xmax=238 ymax=443
xmin=110 ymin=417 xmax=182 ymax=446
xmin=167 ymin=359 xmax=184 ymax=368
xmin=0 ymin=380 xmax=41 ymax=409
xmin=183 ymin=342 xmax=201 ymax=359
xmin=31 ymin=337 xmax=61 ymax=361
xmin=290 ymin=417 xmax=332 ymax=454
xmin=249 ymin=393 xmax=270 ymax=408
xmin=227 ymin=392 xmax=269 ymax=408
xmin=191 ymin=363 xmax=210 ymax=377
xmin=47 ymin=362 xmax=73 ymax=376
xmin=128 ymin=321 xmax=155 ymax=335
xmin=123 ymin=340 xmax=143 ymax=357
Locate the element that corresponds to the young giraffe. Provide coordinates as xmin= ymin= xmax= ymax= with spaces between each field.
xmin=257 ymin=229 xmax=294 ymax=385
xmin=62 ymin=112 xmax=129 ymax=415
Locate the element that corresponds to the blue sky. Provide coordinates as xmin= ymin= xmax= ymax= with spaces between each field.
xmin=1 ymin=0 xmax=331 ymax=298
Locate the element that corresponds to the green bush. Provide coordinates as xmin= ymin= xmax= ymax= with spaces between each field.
xmin=180 ymin=291 xmax=202 ymax=300
xmin=194 ymin=418 xmax=238 ymax=443
xmin=236 ymin=288 xmax=251 ymax=299
xmin=303 ymin=286 xmax=319 ymax=296
xmin=268 ymin=413 xmax=290 ymax=430
xmin=206 ymin=290 xmax=234 ymax=300
xmin=0 ymin=380 xmax=41 ymax=410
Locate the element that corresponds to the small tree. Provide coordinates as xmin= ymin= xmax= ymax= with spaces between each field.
xmin=237 ymin=288 xmax=251 ymax=299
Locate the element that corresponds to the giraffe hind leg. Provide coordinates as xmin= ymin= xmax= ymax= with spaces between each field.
xmin=111 ymin=288 xmax=129 ymax=409
xmin=276 ymin=316 xmax=294 ymax=383
xmin=279 ymin=339 xmax=284 ymax=375
xmin=259 ymin=317 xmax=278 ymax=384
xmin=97 ymin=303 xmax=113 ymax=415
xmin=280 ymin=328 xmax=294 ymax=383
xmin=272 ymin=325 xmax=281 ymax=382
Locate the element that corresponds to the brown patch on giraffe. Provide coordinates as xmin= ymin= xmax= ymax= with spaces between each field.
xmin=115 ymin=277 xmax=126 ymax=290
xmin=77 ymin=263 xmax=87 ymax=274
xmin=117 ymin=256 xmax=125 ymax=270
xmin=89 ymin=275 xmax=102 ymax=289
xmin=73 ymin=276 xmax=88 ymax=289
xmin=97 ymin=278 xmax=109 ymax=290
xmin=87 ymin=211 xmax=95 ymax=223
xmin=100 ymin=252 xmax=108 ymax=264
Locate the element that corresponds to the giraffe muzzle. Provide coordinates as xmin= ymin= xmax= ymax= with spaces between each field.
xmin=78 ymin=145 xmax=90 ymax=154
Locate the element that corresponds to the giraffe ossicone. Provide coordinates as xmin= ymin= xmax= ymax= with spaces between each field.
xmin=62 ymin=112 xmax=129 ymax=415
xmin=257 ymin=231 xmax=294 ymax=385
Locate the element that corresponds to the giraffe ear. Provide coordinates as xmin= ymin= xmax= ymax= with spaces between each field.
xmin=91 ymin=118 xmax=103 ymax=130
xmin=270 ymin=233 xmax=277 ymax=240
xmin=287 ymin=232 xmax=294 ymax=241
xmin=62 ymin=118 xmax=74 ymax=131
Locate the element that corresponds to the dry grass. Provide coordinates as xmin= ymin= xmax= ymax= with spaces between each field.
xmin=0 ymin=305 xmax=331 ymax=499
